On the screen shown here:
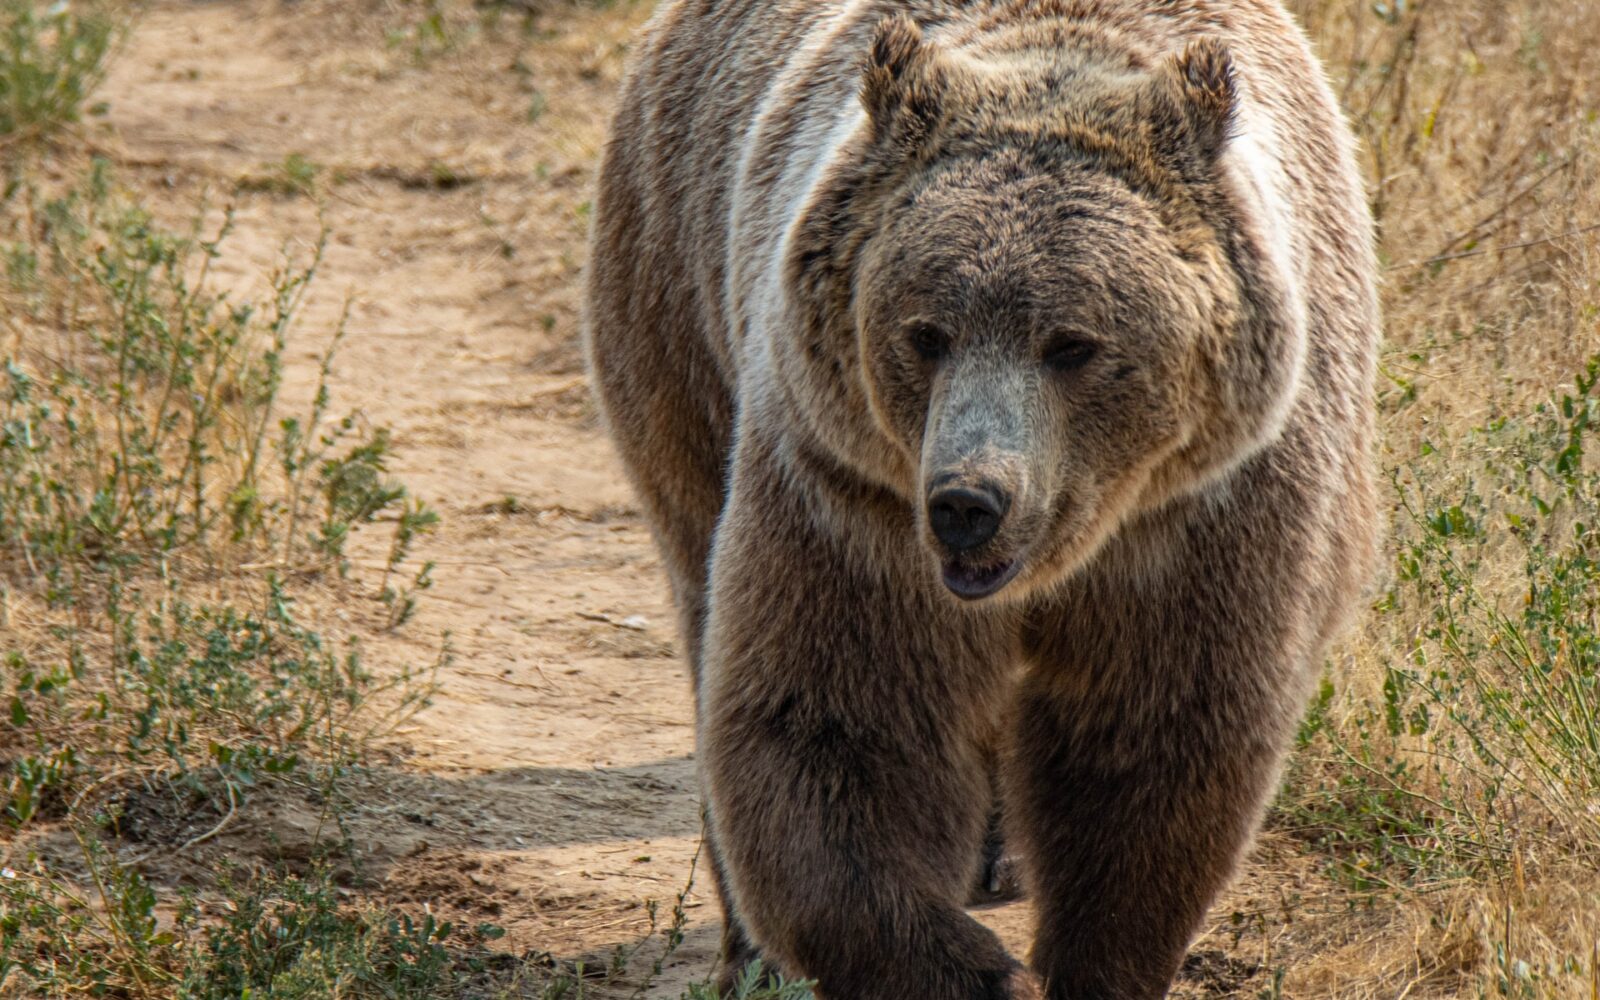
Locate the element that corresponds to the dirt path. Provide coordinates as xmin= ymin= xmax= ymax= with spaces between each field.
xmin=102 ymin=0 xmax=728 ymax=986
xmin=98 ymin=3 xmax=1319 ymax=994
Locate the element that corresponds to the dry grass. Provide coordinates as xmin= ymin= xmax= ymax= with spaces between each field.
xmin=1266 ymin=1 xmax=1600 ymax=997
xmin=1294 ymin=0 xmax=1600 ymax=429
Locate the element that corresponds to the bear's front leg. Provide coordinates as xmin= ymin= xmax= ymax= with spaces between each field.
xmin=1009 ymin=517 xmax=1320 ymax=999
xmin=700 ymin=423 xmax=1035 ymax=1000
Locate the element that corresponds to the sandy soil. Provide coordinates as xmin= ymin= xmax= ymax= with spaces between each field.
xmin=96 ymin=2 xmax=1338 ymax=994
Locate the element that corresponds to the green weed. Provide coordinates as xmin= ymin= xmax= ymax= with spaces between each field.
xmin=1 ymin=857 xmax=483 ymax=998
xmin=1293 ymin=357 xmax=1600 ymax=887
xmin=0 ymin=157 xmax=441 ymax=996
xmin=0 ymin=0 xmax=116 ymax=152
xmin=180 ymin=865 xmax=467 ymax=1000
xmin=237 ymin=153 xmax=323 ymax=197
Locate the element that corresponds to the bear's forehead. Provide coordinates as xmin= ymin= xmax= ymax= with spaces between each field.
xmin=904 ymin=156 xmax=1156 ymax=228
xmin=872 ymin=241 xmax=1186 ymax=338
xmin=868 ymin=175 xmax=1200 ymax=330
xmin=890 ymin=171 xmax=1175 ymax=274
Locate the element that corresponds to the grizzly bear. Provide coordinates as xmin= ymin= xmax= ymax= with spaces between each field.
xmin=584 ymin=0 xmax=1378 ymax=996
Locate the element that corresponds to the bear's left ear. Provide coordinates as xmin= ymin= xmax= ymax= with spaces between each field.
xmin=1166 ymin=37 xmax=1238 ymax=159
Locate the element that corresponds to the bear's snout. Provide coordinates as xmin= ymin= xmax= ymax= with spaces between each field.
xmin=927 ymin=482 xmax=1009 ymax=553
xmin=925 ymin=475 xmax=1026 ymax=600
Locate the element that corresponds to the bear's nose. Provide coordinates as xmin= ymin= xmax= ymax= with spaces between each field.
xmin=927 ymin=484 xmax=1008 ymax=553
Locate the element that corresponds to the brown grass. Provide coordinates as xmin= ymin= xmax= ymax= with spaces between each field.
xmin=1298 ymin=0 xmax=1600 ymax=429
xmin=1262 ymin=2 xmax=1600 ymax=996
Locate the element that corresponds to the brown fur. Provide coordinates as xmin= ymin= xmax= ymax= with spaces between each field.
xmin=584 ymin=1 xmax=1378 ymax=996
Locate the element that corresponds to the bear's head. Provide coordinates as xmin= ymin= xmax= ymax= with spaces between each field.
xmin=787 ymin=14 xmax=1307 ymax=603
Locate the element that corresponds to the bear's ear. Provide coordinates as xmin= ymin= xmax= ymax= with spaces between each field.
xmin=861 ymin=14 xmax=947 ymax=150
xmin=1167 ymin=37 xmax=1238 ymax=159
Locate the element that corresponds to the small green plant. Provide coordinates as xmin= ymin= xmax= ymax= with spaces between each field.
xmin=383 ymin=0 xmax=544 ymax=64
xmin=385 ymin=0 xmax=463 ymax=63
xmin=1293 ymin=356 xmax=1600 ymax=887
xmin=179 ymin=866 xmax=462 ymax=999
xmin=0 ymin=837 xmax=180 ymax=995
xmin=3 ymin=163 xmax=261 ymax=570
xmin=0 ymin=159 xmax=442 ymax=998
xmin=0 ymin=857 xmax=483 ymax=998
xmin=0 ymin=0 xmax=117 ymax=151
xmin=683 ymin=964 xmax=816 ymax=1000
xmin=237 ymin=153 xmax=322 ymax=197
xmin=379 ymin=499 xmax=439 ymax=629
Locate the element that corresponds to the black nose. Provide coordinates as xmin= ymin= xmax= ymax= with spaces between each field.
xmin=928 ymin=484 xmax=1008 ymax=553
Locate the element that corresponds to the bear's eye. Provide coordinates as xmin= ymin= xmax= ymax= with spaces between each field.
xmin=908 ymin=323 xmax=950 ymax=363
xmin=1044 ymin=337 xmax=1100 ymax=373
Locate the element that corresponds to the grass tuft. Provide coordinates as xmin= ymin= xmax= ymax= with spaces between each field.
xmin=0 ymin=0 xmax=116 ymax=152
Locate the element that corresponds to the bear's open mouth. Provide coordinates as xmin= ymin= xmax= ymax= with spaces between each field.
xmin=941 ymin=557 xmax=1022 ymax=601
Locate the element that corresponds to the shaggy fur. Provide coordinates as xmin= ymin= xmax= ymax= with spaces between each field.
xmin=584 ymin=1 xmax=1378 ymax=996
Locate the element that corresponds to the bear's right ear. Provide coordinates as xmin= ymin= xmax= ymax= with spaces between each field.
xmin=1167 ymin=37 xmax=1239 ymax=160
xmin=860 ymin=14 xmax=947 ymax=151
